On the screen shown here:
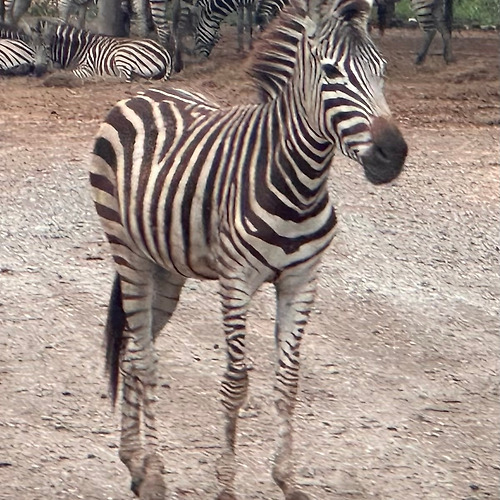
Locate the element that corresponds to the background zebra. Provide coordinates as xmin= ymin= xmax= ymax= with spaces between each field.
xmin=194 ymin=0 xmax=254 ymax=56
xmin=33 ymin=19 xmax=174 ymax=81
xmin=411 ymin=0 xmax=454 ymax=64
xmin=0 ymin=38 xmax=36 ymax=74
xmin=255 ymin=0 xmax=286 ymax=27
xmin=0 ymin=20 xmax=47 ymax=74
xmin=57 ymin=0 xmax=96 ymax=28
xmin=90 ymin=0 xmax=407 ymax=498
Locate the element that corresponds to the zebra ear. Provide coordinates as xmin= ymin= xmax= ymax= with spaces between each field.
xmin=330 ymin=0 xmax=372 ymax=24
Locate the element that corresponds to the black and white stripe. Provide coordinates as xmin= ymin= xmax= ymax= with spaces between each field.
xmin=411 ymin=0 xmax=453 ymax=64
xmin=34 ymin=20 xmax=173 ymax=81
xmin=194 ymin=0 xmax=254 ymax=56
xmin=0 ymin=37 xmax=33 ymax=74
xmin=90 ymin=0 xmax=407 ymax=498
xmin=255 ymin=0 xmax=286 ymax=27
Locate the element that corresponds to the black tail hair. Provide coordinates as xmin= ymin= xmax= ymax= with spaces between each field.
xmin=444 ymin=0 xmax=453 ymax=33
xmin=105 ymin=273 xmax=127 ymax=406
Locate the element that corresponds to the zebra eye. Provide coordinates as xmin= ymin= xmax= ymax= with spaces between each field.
xmin=322 ymin=63 xmax=343 ymax=79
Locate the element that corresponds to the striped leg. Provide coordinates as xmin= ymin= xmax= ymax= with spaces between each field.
xmin=272 ymin=269 xmax=317 ymax=500
xmin=415 ymin=28 xmax=436 ymax=65
xmin=436 ymin=19 xmax=454 ymax=64
xmin=216 ymin=275 xmax=254 ymax=500
xmin=118 ymin=260 xmax=184 ymax=499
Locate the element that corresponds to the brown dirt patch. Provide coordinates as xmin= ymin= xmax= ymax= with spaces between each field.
xmin=0 ymin=25 xmax=498 ymax=500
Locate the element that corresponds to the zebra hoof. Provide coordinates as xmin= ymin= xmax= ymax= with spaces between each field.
xmin=216 ymin=490 xmax=238 ymax=500
xmin=139 ymin=454 xmax=167 ymax=499
xmin=286 ymin=491 xmax=310 ymax=500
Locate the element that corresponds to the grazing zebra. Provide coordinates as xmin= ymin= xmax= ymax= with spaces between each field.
xmin=194 ymin=0 xmax=254 ymax=56
xmin=411 ymin=0 xmax=453 ymax=64
xmin=33 ymin=20 xmax=173 ymax=81
xmin=90 ymin=0 xmax=407 ymax=498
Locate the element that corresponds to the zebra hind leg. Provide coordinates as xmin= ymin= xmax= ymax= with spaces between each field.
xmin=415 ymin=28 xmax=436 ymax=65
xmin=108 ymin=259 xmax=173 ymax=499
xmin=271 ymin=272 xmax=317 ymax=500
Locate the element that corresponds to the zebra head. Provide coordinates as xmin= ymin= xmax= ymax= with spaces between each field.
xmin=307 ymin=0 xmax=407 ymax=184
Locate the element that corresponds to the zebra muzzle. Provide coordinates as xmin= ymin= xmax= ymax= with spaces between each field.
xmin=361 ymin=116 xmax=408 ymax=185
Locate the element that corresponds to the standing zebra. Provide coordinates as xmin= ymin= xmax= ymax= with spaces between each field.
xmin=57 ymin=0 xmax=96 ymax=28
xmin=194 ymin=0 xmax=254 ymax=56
xmin=411 ymin=0 xmax=453 ymax=64
xmin=33 ymin=20 xmax=173 ymax=81
xmin=90 ymin=0 xmax=407 ymax=498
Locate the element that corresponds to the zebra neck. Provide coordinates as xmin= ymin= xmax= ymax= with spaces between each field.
xmin=269 ymin=93 xmax=334 ymax=190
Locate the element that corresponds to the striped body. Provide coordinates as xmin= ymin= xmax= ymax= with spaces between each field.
xmin=411 ymin=0 xmax=453 ymax=64
xmin=93 ymin=87 xmax=337 ymax=281
xmin=0 ymin=37 xmax=33 ymax=73
xmin=194 ymin=0 xmax=254 ymax=56
xmin=91 ymin=0 xmax=407 ymax=498
xmin=36 ymin=21 xmax=173 ymax=81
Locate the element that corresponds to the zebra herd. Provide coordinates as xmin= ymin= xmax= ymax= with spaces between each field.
xmin=0 ymin=0 xmax=456 ymax=79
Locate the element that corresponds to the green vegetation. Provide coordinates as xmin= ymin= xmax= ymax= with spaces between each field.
xmin=395 ymin=0 xmax=500 ymax=27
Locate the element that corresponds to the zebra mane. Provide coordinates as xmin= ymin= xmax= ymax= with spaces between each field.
xmin=249 ymin=0 xmax=372 ymax=102
xmin=248 ymin=0 xmax=311 ymax=102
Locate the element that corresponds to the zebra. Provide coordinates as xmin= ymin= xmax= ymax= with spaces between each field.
xmin=57 ymin=0 xmax=96 ymax=28
xmin=2 ymin=0 xmax=31 ymax=25
xmin=33 ymin=20 xmax=174 ymax=81
xmin=0 ymin=38 xmax=35 ymax=74
xmin=0 ymin=22 xmax=47 ymax=75
xmin=90 ymin=0 xmax=407 ymax=497
xmin=411 ymin=0 xmax=454 ymax=64
xmin=0 ymin=20 xmax=30 ymax=40
xmin=194 ymin=0 xmax=254 ymax=57
xmin=255 ymin=0 xmax=286 ymax=28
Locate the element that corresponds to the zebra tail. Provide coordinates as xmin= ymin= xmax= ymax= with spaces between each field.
xmin=444 ymin=0 xmax=453 ymax=33
xmin=105 ymin=273 xmax=127 ymax=406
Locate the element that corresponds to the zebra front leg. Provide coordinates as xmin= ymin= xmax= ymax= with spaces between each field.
xmin=216 ymin=276 xmax=253 ymax=500
xmin=272 ymin=271 xmax=317 ymax=500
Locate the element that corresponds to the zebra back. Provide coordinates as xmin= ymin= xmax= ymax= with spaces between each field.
xmin=194 ymin=0 xmax=254 ymax=56
xmin=0 ymin=20 xmax=31 ymax=41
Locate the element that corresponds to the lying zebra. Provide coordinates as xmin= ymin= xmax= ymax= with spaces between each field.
xmin=32 ymin=19 xmax=175 ymax=82
xmin=0 ymin=21 xmax=46 ymax=75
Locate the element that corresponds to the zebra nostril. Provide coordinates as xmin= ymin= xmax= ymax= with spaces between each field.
xmin=361 ymin=116 xmax=408 ymax=184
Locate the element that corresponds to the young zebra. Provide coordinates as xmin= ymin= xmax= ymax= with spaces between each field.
xmin=90 ymin=0 xmax=408 ymax=498
xmin=411 ymin=0 xmax=454 ymax=64
xmin=33 ymin=20 xmax=174 ymax=81
xmin=194 ymin=0 xmax=254 ymax=56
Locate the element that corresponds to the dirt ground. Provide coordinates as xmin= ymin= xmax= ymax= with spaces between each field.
xmin=0 ymin=24 xmax=498 ymax=500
